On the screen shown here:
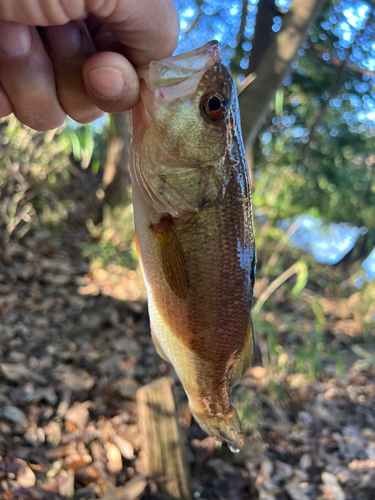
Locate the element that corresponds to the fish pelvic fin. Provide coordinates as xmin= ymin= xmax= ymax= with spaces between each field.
xmin=150 ymin=216 xmax=190 ymax=299
xmin=190 ymin=404 xmax=244 ymax=450
xmin=150 ymin=324 xmax=170 ymax=362
xmin=228 ymin=319 xmax=254 ymax=388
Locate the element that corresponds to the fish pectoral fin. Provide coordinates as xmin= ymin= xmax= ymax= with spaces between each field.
xmin=228 ymin=320 xmax=254 ymax=388
xmin=150 ymin=216 xmax=190 ymax=299
xmin=151 ymin=324 xmax=170 ymax=362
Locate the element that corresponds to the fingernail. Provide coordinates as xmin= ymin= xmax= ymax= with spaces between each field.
xmin=88 ymin=68 xmax=125 ymax=98
xmin=45 ymin=22 xmax=82 ymax=57
xmin=0 ymin=22 xmax=31 ymax=57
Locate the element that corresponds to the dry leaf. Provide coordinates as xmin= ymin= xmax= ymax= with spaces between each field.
xmin=0 ymin=405 xmax=27 ymax=424
xmin=113 ymin=435 xmax=134 ymax=460
xmin=65 ymin=402 xmax=91 ymax=429
xmin=321 ymin=472 xmax=345 ymax=500
xmin=105 ymin=443 xmax=123 ymax=474
xmin=75 ymin=465 xmax=100 ymax=486
xmin=57 ymin=469 xmax=74 ymax=499
xmin=16 ymin=459 xmax=36 ymax=488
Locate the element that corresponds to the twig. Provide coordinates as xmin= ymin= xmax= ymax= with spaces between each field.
xmin=301 ymin=7 xmax=374 ymax=161
xmin=253 ymin=262 xmax=301 ymax=317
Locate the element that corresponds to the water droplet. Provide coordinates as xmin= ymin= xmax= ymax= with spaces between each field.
xmin=194 ymin=492 xmax=200 ymax=499
xmin=229 ymin=445 xmax=240 ymax=454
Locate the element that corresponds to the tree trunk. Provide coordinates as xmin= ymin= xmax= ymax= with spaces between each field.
xmin=103 ymin=112 xmax=131 ymax=207
xmin=246 ymin=0 xmax=277 ymax=76
xmin=239 ymin=0 xmax=327 ymax=150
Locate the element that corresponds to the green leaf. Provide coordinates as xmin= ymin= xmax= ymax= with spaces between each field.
xmin=66 ymin=129 xmax=82 ymax=160
xmin=291 ymin=260 xmax=308 ymax=296
xmin=352 ymin=345 xmax=375 ymax=363
xmin=275 ymin=88 xmax=284 ymax=116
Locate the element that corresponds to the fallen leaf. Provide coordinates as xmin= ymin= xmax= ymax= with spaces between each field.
xmin=46 ymin=460 xmax=63 ymax=479
xmin=0 ymin=405 xmax=27 ymax=424
xmin=101 ymin=475 xmax=147 ymax=500
xmin=65 ymin=402 xmax=91 ymax=429
xmin=75 ymin=465 xmax=100 ymax=486
xmin=16 ymin=459 xmax=36 ymax=488
xmin=54 ymin=366 xmax=95 ymax=392
xmin=275 ymin=461 xmax=294 ymax=480
xmin=123 ymin=475 xmax=148 ymax=500
xmin=13 ymin=486 xmax=60 ymax=500
xmin=44 ymin=421 xmax=62 ymax=447
xmin=113 ymin=435 xmax=134 ymax=460
xmin=57 ymin=469 xmax=74 ymax=499
xmin=1 ymin=363 xmax=31 ymax=382
xmin=299 ymin=454 xmax=312 ymax=470
xmin=285 ymin=478 xmax=310 ymax=500
xmin=42 ymin=274 xmax=72 ymax=286
xmin=321 ymin=472 xmax=345 ymax=500
xmin=105 ymin=442 xmax=123 ymax=474
xmin=260 ymin=458 xmax=274 ymax=476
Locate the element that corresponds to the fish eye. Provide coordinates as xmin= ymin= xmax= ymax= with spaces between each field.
xmin=200 ymin=91 xmax=227 ymax=121
xmin=208 ymin=96 xmax=221 ymax=111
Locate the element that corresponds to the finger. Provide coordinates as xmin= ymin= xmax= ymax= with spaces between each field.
xmin=0 ymin=84 xmax=13 ymax=118
xmin=44 ymin=21 xmax=105 ymax=123
xmin=0 ymin=0 xmax=87 ymax=25
xmin=0 ymin=22 xmax=65 ymax=130
xmin=84 ymin=17 xmax=125 ymax=53
xmin=1 ymin=0 xmax=180 ymax=65
xmin=92 ymin=0 xmax=180 ymax=65
xmin=82 ymin=52 xmax=139 ymax=114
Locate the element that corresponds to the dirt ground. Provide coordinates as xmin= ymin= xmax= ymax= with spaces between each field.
xmin=0 ymin=169 xmax=374 ymax=500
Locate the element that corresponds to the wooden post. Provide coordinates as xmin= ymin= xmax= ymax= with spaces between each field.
xmin=137 ymin=378 xmax=193 ymax=500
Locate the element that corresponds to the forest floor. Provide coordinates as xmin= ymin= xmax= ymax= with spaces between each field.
xmin=0 ymin=167 xmax=375 ymax=500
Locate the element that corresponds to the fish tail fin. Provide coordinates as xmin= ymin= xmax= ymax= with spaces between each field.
xmin=190 ymin=403 xmax=244 ymax=450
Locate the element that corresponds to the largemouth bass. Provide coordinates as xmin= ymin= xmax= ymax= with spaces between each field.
xmin=130 ymin=41 xmax=256 ymax=450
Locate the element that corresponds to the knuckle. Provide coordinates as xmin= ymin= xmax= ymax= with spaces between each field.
xmin=21 ymin=112 xmax=66 ymax=131
xmin=68 ymin=108 xmax=105 ymax=124
xmin=50 ymin=0 xmax=86 ymax=24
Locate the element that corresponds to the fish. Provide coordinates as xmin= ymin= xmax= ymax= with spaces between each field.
xmin=130 ymin=41 xmax=256 ymax=450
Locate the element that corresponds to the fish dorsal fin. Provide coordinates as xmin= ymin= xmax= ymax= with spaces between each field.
xmin=150 ymin=217 xmax=189 ymax=299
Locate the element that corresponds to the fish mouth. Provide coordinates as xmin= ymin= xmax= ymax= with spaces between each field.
xmin=137 ymin=41 xmax=222 ymax=99
xmin=190 ymin=403 xmax=244 ymax=450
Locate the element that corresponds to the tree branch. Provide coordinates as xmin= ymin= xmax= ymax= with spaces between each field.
xmin=300 ymin=61 xmax=347 ymax=159
xmin=310 ymin=42 xmax=375 ymax=77
xmin=246 ymin=0 xmax=278 ymax=76
xmin=301 ymin=7 xmax=374 ymax=160
xmin=239 ymin=0 xmax=327 ymax=151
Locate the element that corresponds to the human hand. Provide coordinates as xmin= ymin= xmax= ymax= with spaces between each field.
xmin=0 ymin=0 xmax=179 ymax=130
